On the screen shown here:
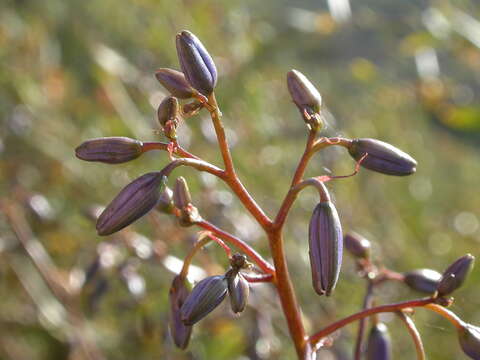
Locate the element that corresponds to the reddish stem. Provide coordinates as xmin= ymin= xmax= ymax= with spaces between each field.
xmin=142 ymin=141 xmax=199 ymax=159
xmin=208 ymin=94 xmax=272 ymax=229
xmin=269 ymin=230 xmax=309 ymax=359
xmin=196 ymin=220 xmax=274 ymax=275
xmin=309 ymin=297 xmax=434 ymax=346
xmin=242 ymin=273 xmax=274 ymax=283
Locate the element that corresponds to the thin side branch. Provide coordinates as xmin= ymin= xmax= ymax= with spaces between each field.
xmin=397 ymin=311 xmax=426 ymax=360
xmin=196 ymin=219 xmax=275 ymax=275
xmin=309 ymin=297 xmax=434 ymax=346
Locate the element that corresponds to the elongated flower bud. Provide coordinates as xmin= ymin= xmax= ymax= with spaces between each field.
xmin=226 ymin=270 xmax=249 ymax=314
xmin=180 ymin=275 xmax=227 ymax=326
xmin=287 ymin=70 xmax=322 ymax=112
xmin=458 ymin=323 xmax=480 ymax=359
xmin=367 ymin=323 xmax=392 ymax=360
xmin=403 ymin=268 xmax=442 ymax=294
xmin=169 ymin=276 xmax=192 ymax=349
xmin=155 ymin=68 xmax=195 ymax=99
xmin=75 ymin=137 xmax=143 ymax=164
xmin=176 ymin=30 xmax=217 ymax=96
xmin=348 ymin=138 xmax=417 ymax=176
xmin=287 ymin=69 xmax=322 ymax=130
xmin=173 ymin=177 xmax=192 ymax=209
xmin=344 ymin=232 xmax=371 ymax=259
xmin=437 ymin=254 xmax=475 ymax=296
xmin=157 ymin=96 xmax=179 ymax=141
xmin=96 ymin=173 xmax=166 ymax=236
xmin=309 ymin=199 xmax=343 ymax=296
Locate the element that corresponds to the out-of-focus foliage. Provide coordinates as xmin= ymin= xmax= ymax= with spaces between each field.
xmin=1 ymin=0 xmax=480 ymax=359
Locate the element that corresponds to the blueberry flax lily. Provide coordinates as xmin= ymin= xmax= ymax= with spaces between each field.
xmin=75 ymin=29 xmax=479 ymax=359
xmin=308 ymin=183 xmax=343 ymax=296
xmin=155 ymin=68 xmax=195 ymax=99
xmin=96 ymin=173 xmax=167 ymax=236
xmin=176 ymin=30 xmax=217 ymax=97
xmin=75 ymin=137 xmax=144 ymax=164
xmin=347 ymin=138 xmax=417 ymax=176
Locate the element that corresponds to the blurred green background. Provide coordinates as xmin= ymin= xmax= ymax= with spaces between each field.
xmin=1 ymin=0 xmax=480 ymax=359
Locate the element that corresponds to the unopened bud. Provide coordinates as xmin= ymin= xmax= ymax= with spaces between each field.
xmin=180 ymin=275 xmax=227 ymax=325
xmin=226 ymin=270 xmax=249 ymax=314
xmin=367 ymin=323 xmax=392 ymax=360
xmin=309 ymin=198 xmax=343 ymax=296
xmin=173 ymin=177 xmax=192 ymax=209
xmin=437 ymin=254 xmax=475 ymax=297
xmin=458 ymin=323 xmax=480 ymax=359
xmin=176 ymin=30 xmax=217 ymax=96
xmin=287 ymin=69 xmax=322 ymax=130
xmin=155 ymin=68 xmax=196 ymax=99
xmin=157 ymin=96 xmax=179 ymax=141
xmin=157 ymin=186 xmax=174 ymax=214
xmin=344 ymin=232 xmax=371 ymax=259
xmin=403 ymin=269 xmax=442 ymax=294
xmin=169 ymin=275 xmax=192 ymax=349
xmin=348 ymin=138 xmax=417 ymax=176
xmin=96 ymin=173 xmax=166 ymax=236
xmin=75 ymin=137 xmax=143 ymax=164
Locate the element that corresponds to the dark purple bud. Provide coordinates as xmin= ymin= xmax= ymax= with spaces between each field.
xmin=437 ymin=254 xmax=475 ymax=296
xmin=366 ymin=323 xmax=392 ymax=360
xmin=344 ymin=232 xmax=371 ymax=259
xmin=309 ymin=198 xmax=343 ymax=296
xmin=458 ymin=323 xmax=480 ymax=359
xmin=157 ymin=96 xmax=179 ymax=141
xmin=287 ymin=70 xmax=322 ymax=112
xmin=180 ymin=275 xmax=227 ymax=326
xmin=75 ymin=137 xmax=143 ymax=164
xmin=403 ymin=268 xmax=442 ymax=294
xmin=287 ymin=70 xmax=322 ymax=129
xmin=155 ymin=68 xmax=196 ymax=99
xmin=96 ymin=173 xmax=166 ymax=236
xmin=348 ymin=138 xmax=417 ymax=176
xmin=176 ymin=30 xmax=217 ymax=96
xmin=226 ymin=270 xmax=249 ymax=314
xmin=169 ymin=275 xmax=192 ymax=349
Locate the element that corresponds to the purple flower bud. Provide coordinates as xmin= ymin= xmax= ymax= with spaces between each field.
xmin=287 ymin=70 xmax=322 ymax=129
xmin=96 ymin=173 xmax=166 ymax=236
xmin=344 ymin=232 xmax=371 ymax=259
xmin=226 ymin=270 xmax=249 ymax=314
xmin=75 ymin=137 xmax=143 ymax=164
xmin=458 ymin=323 xmax=480 ymax=359
xmin=287 ymin=69 xmax=322 ymax=113
xmin=348 ymin=138 xmax=417 ymax=176
xmin=180 ymin=275 xmax=227 ymax=326
xmin=309 ymin=199 xmax=343 ymax=296
xmin=176 ymin=30 xmax=217 ymax=96
xmin=367 ymin=323 xmax=392 ymax=360
xmin=169 ymin=275 xmax=192 ymax=349
xmin=437 ymin=254 xmax=475 ymax=296
xmin=403 ymin=268 xmax=442 ymax=294
xmin=155 ymin=68 xmax=195 ymax=99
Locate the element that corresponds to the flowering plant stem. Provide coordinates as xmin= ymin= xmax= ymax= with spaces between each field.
xmin=154 ymin=90 xmax=461 ymax=359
